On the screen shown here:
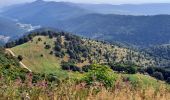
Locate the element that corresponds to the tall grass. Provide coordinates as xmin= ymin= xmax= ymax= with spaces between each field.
xmin=0 ymin=74 xmax=170 ymax=100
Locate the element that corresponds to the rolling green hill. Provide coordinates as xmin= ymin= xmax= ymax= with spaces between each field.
xmin=7 ymin=30 xmax=156 ymax=74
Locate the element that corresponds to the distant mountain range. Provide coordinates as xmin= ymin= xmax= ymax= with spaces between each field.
xmin=1 ymin=0 xmax=170 ymax=46
xmin=1 ymin=0 xmax=91 ymax=26
xmin=77 ymin=3 xmax=170 ymax=15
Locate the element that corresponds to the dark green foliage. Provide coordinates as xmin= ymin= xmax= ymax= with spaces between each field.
xmin=82 ymin=65 xmax=92 ymax=72
xmin=61 ymin=61 xmax=81 ymax=72
xmin=17 ymin=55 xmax=23 ymax=61
xmin=67 ymin=50 xmax=77 ymax=59
xmin=38 ymin=37 xmax=42 ymax=41
xmin=126 ymin=66 xmax=137 ymax=74
xmin=46 ymin=74 xmax=59 ymax=83
xmin=109 ymin=63 xmax=137 ymax=74
xmin=152 ymin=72 xmax=164 ymax=80
xmin=32 ymin=74 xmax=43 ymax=83
xmin=50 ymin=51 xmax=53 ymax=55
xmin=55 ymin=51 xmax=65 ymax=58
xmin=45 ymin=44 xmax=51 ymax=49
xmin=40 ymin=54 xmax=44 ymax=57
xmin=55 ymin=45 xmax=62 ymax=52
xmin=143 ymin=67 xmax=170 ymax=82
xmin=145 ymin=67 xmax=154 ymax=75
xmin=167 ymin=77 xmax=170 ymax=84
xmin=138 ymin=68 xmax=145 ymax=74
xmin=82 ymin=52 xmax=88 ymax=58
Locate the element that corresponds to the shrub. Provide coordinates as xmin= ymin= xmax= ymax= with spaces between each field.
xmin=110 ymin=63 xmax=126 ymax=72
xmin=55 ymin=51 xmax=64 ymax=58
xmin=145 ymin=67 xmax=154 ymax=75
xmin=49 ymin=51 xmax=53 ymax=55
xmin=82 ymin=65 xmax=92 ymax=72
xmin=38 ymin=37 xmax=42 ymax=41
xmin=126 ymin=66 xmax=137 ymax=74
xmin=40 ymin=54 xmax=44 ymax=57
xmin=45 ymin=45 xmax=51 ymax=49
xmin=47 ymin=74 xmax=59 ymax=83
xmin=152 ymin=72 xmax=164 ymax=80
xmin=83 ymin=64 xmax=116 ymax=88
xmin=55 ymin=45 xmax=62 ymax=51
xmin=61 ymin=63 xmax=70 ymax=70
xmin=18 ymin=55 xmax=23 ymax=61
xmin=167 ymin=77 xmax=170 ymax=84
xmin=110 ymin=63 xmax=137 ymax=74
xmin=32 ymin=74 xmax=42 ymax=83
xmin=61 ymin=62 xmax=81 ymax=72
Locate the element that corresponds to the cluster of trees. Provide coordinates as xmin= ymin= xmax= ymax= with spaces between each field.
xmin=53 ymin=31 xmax=90 ymax=63
xmin=141 ymin=67 xmax=170 ymax=83
xmin=61 ymin=61 xmax=81 ymax=72
xmin=109 ymin=63 xmax=138 ymax=74
xmin=61 ymin=61 xmax=138 ymax=75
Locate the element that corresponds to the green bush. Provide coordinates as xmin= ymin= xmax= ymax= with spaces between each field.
xmin=18 ymin=55 xmax=23 ymax=61
xmin=126 ymin=66 xmax=137 ymax=74
xmin=83 ymin=64 xmax=117 ymax=88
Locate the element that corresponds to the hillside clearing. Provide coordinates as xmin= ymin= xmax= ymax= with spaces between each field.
xmin=11 ymin=36 xmax=68 ymax=78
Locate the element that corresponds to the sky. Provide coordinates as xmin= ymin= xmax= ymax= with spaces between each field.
xmin=1 ymin=0 xmax=170 ymax=7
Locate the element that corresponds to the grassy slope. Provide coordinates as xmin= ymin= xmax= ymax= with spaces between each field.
xmin=10 ymin=36 xmax=169 ymax=88
xmin=11 ymin=36 xmax=68 ymax=78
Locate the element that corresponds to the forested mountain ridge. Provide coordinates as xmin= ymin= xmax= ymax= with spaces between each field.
xmin=61 ymin=14 xmax=170 ymax=47
xmin=2 ymin=1 xmax=170 ymax=46
xmin=1 ymin=0 xmax=91 ymax=26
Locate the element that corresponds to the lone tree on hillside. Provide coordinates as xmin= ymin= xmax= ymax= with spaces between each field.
xmin=38 ymin=37 xmax=42 ymax=41
xmin=18 ymin=55 xmax=23 ymax=61
xmin=45 ymin=45 xmax=51 ymax=49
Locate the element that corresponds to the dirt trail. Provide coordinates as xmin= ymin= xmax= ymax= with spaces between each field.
xmin=6 ymin=49 xmax=32 ymax=72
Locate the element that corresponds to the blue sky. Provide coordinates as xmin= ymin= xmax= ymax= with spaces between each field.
xmin=1 ymin=0 xmax=170 ymax=7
